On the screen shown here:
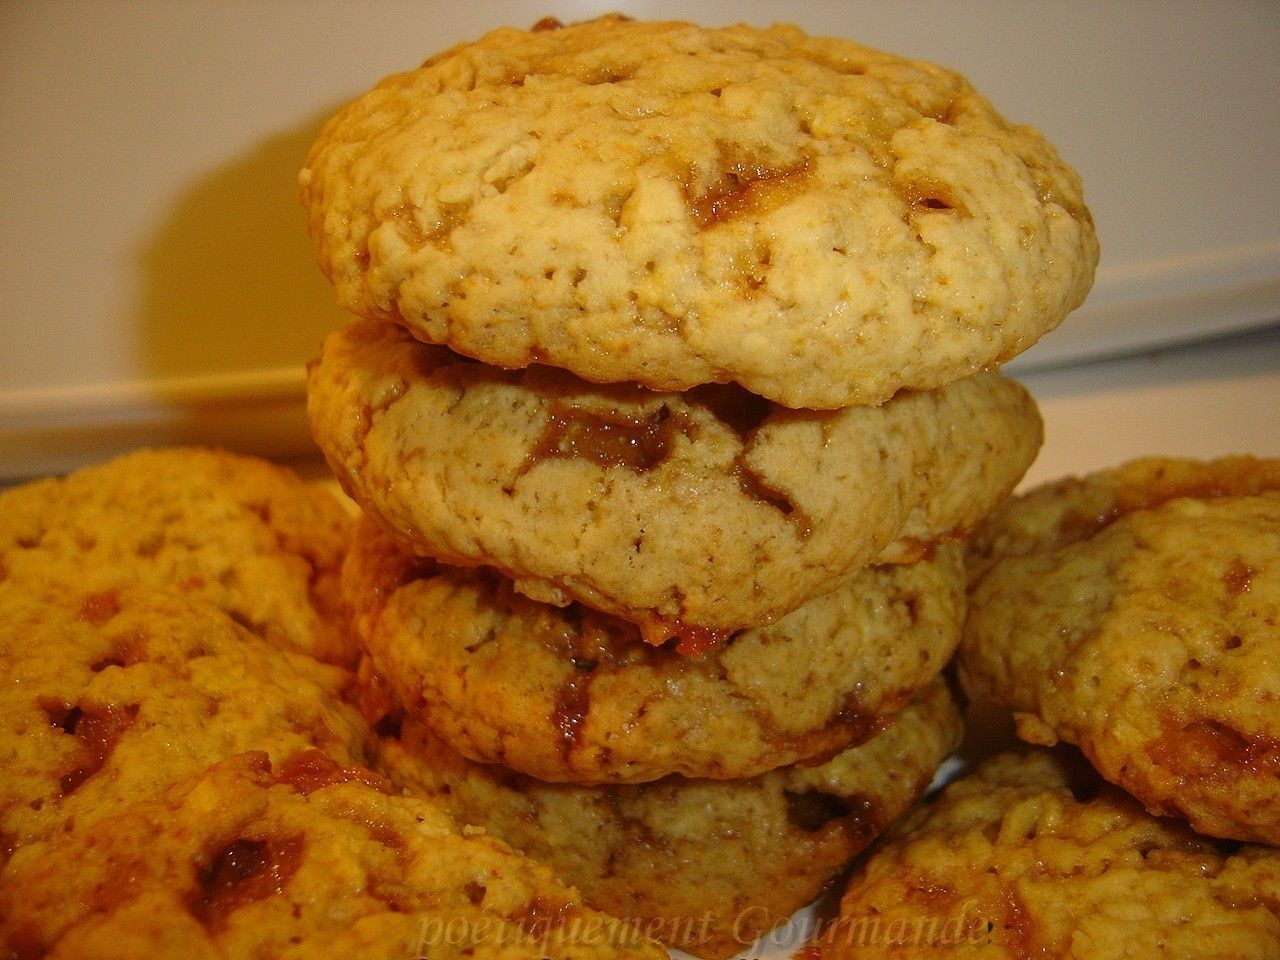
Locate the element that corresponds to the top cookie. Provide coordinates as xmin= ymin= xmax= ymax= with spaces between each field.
xmin=300 ymin=16 xmax=1097 ymax=409
xmin=0 ymin=447 xmax=356 ymax=665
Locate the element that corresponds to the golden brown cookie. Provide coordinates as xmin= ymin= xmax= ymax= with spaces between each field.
xmin=312 ymin=320 xmax=1039 ymax=645
xmin=0 ymin=447 xmax=355 ymax=664
xmin=961 ymin=457 xmax=1280 ymax=843
xmin=300 ymin=17 xmax=1097 ymax=409
xmin=0 ymin=581 xmax=369 ymax=858
xmin=346 ymin=515 xmax=966 ymax=783
xmin=0 ymin=751 xmax=665 ymax=960
xmin=377 ymin=681 xmax=962 ymax=959
xmin=821 ymin=751 xmax=1280 ymax=960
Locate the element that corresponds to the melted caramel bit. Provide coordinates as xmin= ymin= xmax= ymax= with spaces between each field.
xmin=192 ymin=835 xmax=305 ymax=927
xmin=996 ymin=884 xmax=1042 ymax=959
xmin=89 ymin=630 xmax=146 ymax=672
xmin=550 ymin=675 xmax=591 ymax=760
xmin=732 ymin=458 xmax=812 ymax=537
xmin=525 ymin=403 xmax=676 ymax=474
xmin=685 ymin=382 xmax=772 ymax=441
xmin=511 ymin=895 xmax=575 ymax=938
xmin=1147 ymin=718 xmax=1280 ymax=781
xmin=902 ymin=176 xmax=965 ymax=215
xmin=832 ymin=696 xmax=890 ymax=748
xmin=778 ymin=793 xmax=860 ymax=839
xmin=686 ymin=155 xmax=812 ymax=229
xmin=275 ymin=749 xmax=391 ymax=795
xmin=78 ymin=589 xmax=122 ymax=626
xmin=636 ymin=618 xmax=735 ymax=657
xmin=45 ymin=701 xmax=138 ymax=796
xmin=530 ymin=16 xmax=564 ymax=31
xmin=1055 ymin=463 xmax=1279 ymax=544
xmin=1223 ymin=557 xmax=1255 ymax=596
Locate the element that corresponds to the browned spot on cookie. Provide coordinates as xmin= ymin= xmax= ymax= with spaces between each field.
xmin=1223 ymin=557 xmax=1255 ymax=596
xmin=42 ymin=701 xmax=139 ymax=796
xmin=78 ymin=589 xmax=122 ymax=626
xmin=192 ymin=834 xmax=305 ymax=928
xmin=685 ymin=154 xmax=812 ymax=229
xmin=276 ymin=749 xmax=391 ymax=796
xmin=524 ymin=402 xmax=676 ymax=474
xmin=550 ymin=675 xmax=592 ymax=760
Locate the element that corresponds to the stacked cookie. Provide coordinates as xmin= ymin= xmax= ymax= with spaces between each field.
xmin=300 ymin=16 xmax=1097 ymax=956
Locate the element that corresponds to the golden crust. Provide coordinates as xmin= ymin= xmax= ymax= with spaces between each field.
xmin=376 ymin=681 xmax=961 ymax=959
xmin=0 ymin=752 xmax=665 ymax=960
xmin=961 ymin=457 xmax=1280 ymax=843
xmin=345 ymin=516 xmax=966 ymax=783
xmin=0 ymin=447 xmax=356 ymax=665
xmin=300 ymin=17 xmax=1097 ymax=409
xmin=0 ymin=581 xmax=370 ymax=859
xmin=823 ymin=751 xmax=1280 ymax=960
xmin=311 ymin=320 xmax=1040 ymax=639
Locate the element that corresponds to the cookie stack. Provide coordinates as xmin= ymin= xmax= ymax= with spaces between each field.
xmin=300 ymin=16 xmax=1097 ymax=956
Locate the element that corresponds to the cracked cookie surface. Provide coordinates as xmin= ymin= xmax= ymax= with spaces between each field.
xmin=0 ymin=752 xmax=664 ymax=960
xmin=311 ymin=320 xmax=1039 ymax=643
xmin=0 ymin=581 xmax=370 ymax=860
xmin=961 ymin=457 xmax=1280 ymax=844
xmin=375 ymin=681 xmax=961 ymax=959
xmin=345 ymin=516 xmax=965 ymax=783
xmin=0 ymin=447 xmax=356 ymax=665
xmin=300 ymin=16 xmax=1097 ymax=409
xmin=823 ymin=751 xmax=1280 ymax=959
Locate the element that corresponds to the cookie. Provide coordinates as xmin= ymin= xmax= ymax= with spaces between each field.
xmin=821 ymin=751 xmax=1280 ymax=959
xmin=0 ymin=581 xmax=369 ymax=858
xmin=376 ymin=681 xmax=962 ymax=959
xmin=312 ymin=320 xmax=1039 ymax=645
xmin=346 ymin=516 xmax=965 ymax=783
xmin=961 ymin=457 xmax=1280 ymax=843
xmin=0 ymin=751 xmax=664 ymax=960
xmin=300 ymin=16 xmax=1097 ymax=409
xmin=0 ymin=447 xmax=355 ymax=665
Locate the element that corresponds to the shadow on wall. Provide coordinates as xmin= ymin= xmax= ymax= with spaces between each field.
xmin=133 ymin=106 xmax=351 ymax=382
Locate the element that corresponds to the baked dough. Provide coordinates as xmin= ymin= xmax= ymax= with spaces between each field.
xmin=376 ymin=681 xmax=962 ymax=959
xmin=824 ymin=750 xmax=1280 ymax=959
xmin=300 ymin=16 xmax=1097 ymax=409
xmin=0 ymin=447 xmax=355 ymax=665
xmin=962 ymin=457 xmax=1280 ymax=843
xmin=0 ymin=751 xmax=664 ymax=960
xmin=312 ymin=320 xmax=1040 ymax=644
xmin=346 ymin=516 xmax=965 ymax=783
